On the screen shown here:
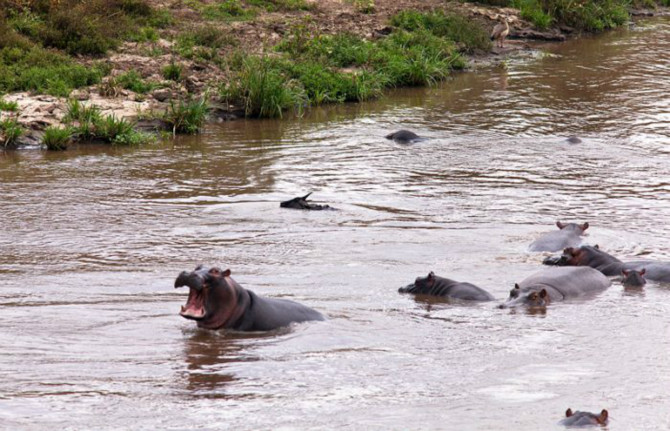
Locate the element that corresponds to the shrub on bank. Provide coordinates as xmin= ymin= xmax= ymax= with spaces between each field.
xmin=163 ymin=97 xmax=210 ymax=134
xmin=42 ymin=126 xmax=73 ymax=151
xmin=0 ymin=116 xmax=22 ymax=147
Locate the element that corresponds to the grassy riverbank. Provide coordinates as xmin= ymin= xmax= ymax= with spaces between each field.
xmin=0 ymin=0 xmax=667 ymax=148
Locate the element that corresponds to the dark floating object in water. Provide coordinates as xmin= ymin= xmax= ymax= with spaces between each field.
xmin=385 ymin=130 xmax=424 ymax=143
xmin=566 ymin=136 xmax=582 ymax=144
xmin=280 ymin=193 xmax=334 ymax=210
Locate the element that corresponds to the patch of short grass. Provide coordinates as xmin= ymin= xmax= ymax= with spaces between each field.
xmin=0 ymin=46 xmax=105 ymax=96
xmin=0 ymin=98 xmax=18 ymax=111
xmin=202 ymin=0 xmax=257 ymax=21
xmin=116 ymin=70 xmax=158 ymax=94
xmin=389 ymin=10 xmax=492 ymax=53
xmin=162 ymin=62 xmax=183 ymax=81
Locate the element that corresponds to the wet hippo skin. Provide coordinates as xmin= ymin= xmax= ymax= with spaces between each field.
xmin=528 ymin=221 xmax=589 ymax=252
xmin=559 ymin=408 xmax=608 ymax=426
xmin=175 ymin=265 xmax=324 ymax=331
xmin=500 ymin=267 xmax=611 ymax=309
xmin=399 ymin=271 xmax=494 ymax=301
xmin=280 ymin=192 xmax=333 ymax=210
xmin=544 ymin=245 xmax=670 ymax=282
xmin=385 ymin=130 xmax=424 ymax=143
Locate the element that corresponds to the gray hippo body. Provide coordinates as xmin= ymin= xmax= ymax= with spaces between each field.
xmin=385 ymin=130 xmax=424 ymax=143
xmin=175 ymin=266 xmax=324 ymax=331
xmin=280 ymin=193 xmax=334 ymax=211
xmin=529 ymin=221 xmax=589 ymax=252
xmin=544 ymin=245 xmax=670 ymax=282
xmin=559 ymin=408 xmax=608 ymax=427
xmin=399 ymin=272 xmax=494 ymax=301
xmin=500 ymin=267 xmax=611 ymax=308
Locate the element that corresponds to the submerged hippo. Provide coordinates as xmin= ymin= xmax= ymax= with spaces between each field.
xmin=622 ymin=268 xmax=646 ymax=288
xmin=175 ymin=265 xmax=324 ymax=331
xmin=544 ymin=245 xmax=670 ymax=282
xmin=528 ymin=221 xmax=589 ymax=252
xmin=280 ymin=193 xmax=333 ymax=210
xmin=399 ymin=271 xmax=494 ymax=301
xmin=499 ymin=267 xmax=610 ymax=309
xmin=385 ymin=130 xmax=424 ymax=143
xmin=559 ymin=408 xmax=608 ymax=427
xmin=566 ymin=136 xmax=582 ymax=144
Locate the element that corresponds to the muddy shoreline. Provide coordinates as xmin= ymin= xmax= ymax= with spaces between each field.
xmin=1 ymin=2 xmax=667 ymax=149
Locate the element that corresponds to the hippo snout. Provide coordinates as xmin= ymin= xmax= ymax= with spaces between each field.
xmin=174 ymin=271 xmax=205 ymax=291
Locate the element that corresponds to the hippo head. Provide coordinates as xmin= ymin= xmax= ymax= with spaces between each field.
xmin=280 ymin=192 xmax=313 ymax=209
xmin=560 ymin=408 xmax=608 ymax=426
xmin=175 ymin=265 xmax=245 ymax=329
xmin=622 ymin=268 xmax=646 ymax=288
xmin=544 ymin=245 xmax=600 ymax=266
xmin=400 ymin=271 xmax=436 ymax=294
xmin=556 ymin=221 xmax=589 ymax=233
xmin=499 ymin=284 xmax=549 ymax=309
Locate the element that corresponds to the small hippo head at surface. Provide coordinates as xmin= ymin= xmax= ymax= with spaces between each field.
xmin=498 ymin=284 xmax=549 ymax=309
xmin=559 ymin=408 xmax=609 ymax=427
xmin=556 ymin=221 xmax=589 ymax=233
xmin=543 ymin=244 xmax=602 ymax=266
xmin=622 ymin=268 xmax=646 ymax=288
xmin=280 ymin=193 xmax=332 ymax=210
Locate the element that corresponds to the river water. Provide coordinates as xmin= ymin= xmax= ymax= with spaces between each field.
xmin=1 ymin=17 xmax=670 ymax=431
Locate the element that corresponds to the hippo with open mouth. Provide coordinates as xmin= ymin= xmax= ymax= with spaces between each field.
xmin=175 ymin=265 xmax=325 ymax=331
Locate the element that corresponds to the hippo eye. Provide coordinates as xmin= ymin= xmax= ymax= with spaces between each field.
xmin=209 ymin=268 xmax=220 ymax=276
xmin=509 ymin=289 xmax=518 ymax=298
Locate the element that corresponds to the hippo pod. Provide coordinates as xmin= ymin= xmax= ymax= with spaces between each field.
xmin=528 ymin=221 xmax=589 ymax=252
xmin=544 ymin=244 xmax=670 ymax=282
xmin=500 ymin=267 xmax=611 ymax=309
xmin=280 ymin=192 xmax=334 ymax=211
xmin=385 ymin=130 xmax=425 ymax=144
xmin=175 ymin=265 xmax=324 ymax=331
xmin=399 ymin=271 xmax=495 ymax=301
xmin=559 ymin=408 xmax=608 ymax=427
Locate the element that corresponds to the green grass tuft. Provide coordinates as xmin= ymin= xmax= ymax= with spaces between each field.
xmin=163 ymin=96 xmax=210 ymax=134
xmin=162 ymin=62 xmax=183 ymax=81
xmin=0 ymin=98 xmax=18 ymax=111
xmin=42 ymin=126 xmax=72 ymax=150
xmin=0 ymin=116 xmax=23 ymax=147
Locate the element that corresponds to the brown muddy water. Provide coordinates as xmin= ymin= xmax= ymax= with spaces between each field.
xmin=2 ymin=18 xmax=670 ymax=431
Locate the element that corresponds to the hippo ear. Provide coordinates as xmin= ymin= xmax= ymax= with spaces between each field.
xmin=598 ymin=409 xmax=608 ymax=423
xmin=594 ymin=244 xmax=600 ymax=249
xmin=539 ymin=289 xmax=548 ymax=298
xmin=640 ymin=268 xmax=646 ymax=275
xmin=565 ymin=408 xmax=573 ymax=418
xmin=622 ymin=270 xmax=629 ymax=277
xmin=222 ymin=269 xmax=231 ymax=277
xmin=581 ymin=222 xmax=589 ymax=230
xmin=514 ymin=283 xmax=520 ymax=290
xmin=556 ymin=221 xmax=565 ymax=229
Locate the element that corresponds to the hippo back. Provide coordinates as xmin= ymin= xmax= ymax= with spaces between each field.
xmin=234 ymin=291 xmax=325 ymax=331
xmin=518 ymin=267 xmax=611 ymax=299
